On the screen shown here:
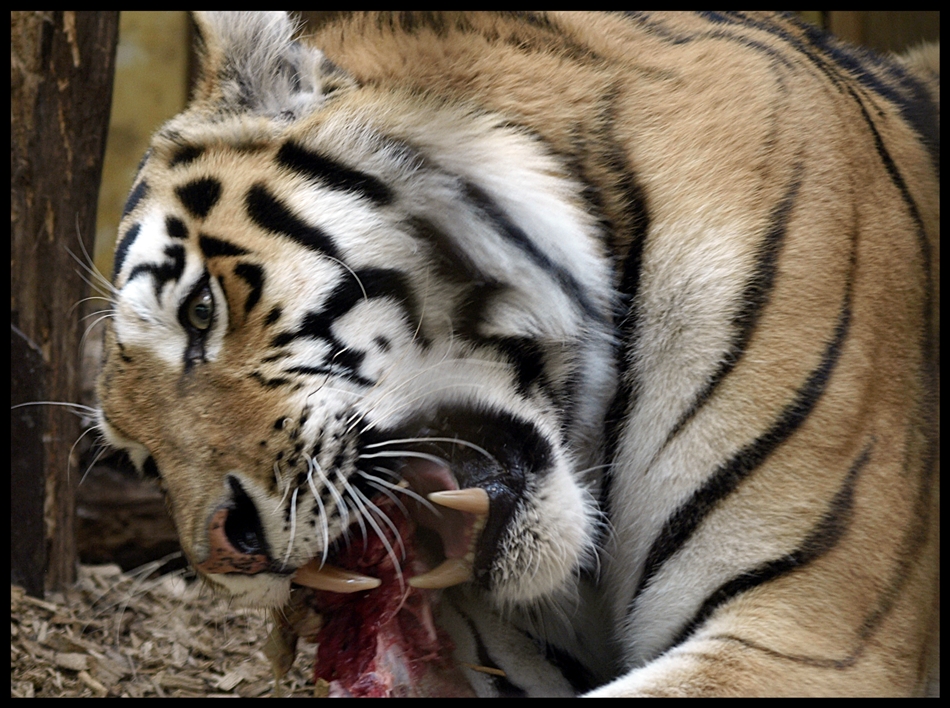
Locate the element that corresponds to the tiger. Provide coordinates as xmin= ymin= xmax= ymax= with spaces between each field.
xmin=96 ymin=11 xmax=939 ymax=696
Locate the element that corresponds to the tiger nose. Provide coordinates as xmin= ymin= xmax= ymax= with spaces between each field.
xmin=194 ymin=476 xmax=272 ymax=575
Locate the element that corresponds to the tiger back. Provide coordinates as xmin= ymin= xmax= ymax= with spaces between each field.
xmin=97 ymin=12 xmax=938 ymax=695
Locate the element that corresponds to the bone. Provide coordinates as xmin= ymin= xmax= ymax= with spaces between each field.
xmin=293 ymin=562 xmax=382 ymax=593
xmin=427 ymin=488 xmax=490 ymax=516
xmin=407 ymin=558 xmax=473 ymax=589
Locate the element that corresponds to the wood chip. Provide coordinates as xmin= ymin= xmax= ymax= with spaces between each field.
xmin=11 ymin=564 xmax=318 ymax=697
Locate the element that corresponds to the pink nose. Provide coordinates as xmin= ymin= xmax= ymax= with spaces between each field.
xmin=193 ymin=506 xmax=271 ymax=575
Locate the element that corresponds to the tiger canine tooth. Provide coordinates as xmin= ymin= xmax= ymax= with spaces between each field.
xmin=427 ymin=488 xmax=490 ymax=516
xmin=293 ymin=562 xmax=381 ymax=593
xmin=408 ymin=558 xmax=473 ymax=589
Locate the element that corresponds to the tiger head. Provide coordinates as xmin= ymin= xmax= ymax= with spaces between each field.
xmin=96 ymin=12 xmax=616 ymax=612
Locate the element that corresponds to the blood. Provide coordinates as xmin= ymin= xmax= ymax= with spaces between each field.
xmin=307 ymin=498 xmax=473 ymax=697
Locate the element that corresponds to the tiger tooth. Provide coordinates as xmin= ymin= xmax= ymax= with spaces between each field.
xmin=408 ymin=558 xmax=473 ymax=589
xmin=293 ymin=563 xmax=381 ymax=593
xmin=428 ymin=488 xmax=490 ymax=516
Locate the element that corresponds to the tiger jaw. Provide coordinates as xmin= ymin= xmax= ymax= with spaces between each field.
xmin=183 ymin=404 xmax=594 ymax=610
xmin=195 ymin=471 xmax=490 ymax=604
xmin=292 ymin=488 xmax=489 ymax=592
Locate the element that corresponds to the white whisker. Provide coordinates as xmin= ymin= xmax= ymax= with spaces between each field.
xmin=66 ymin=237 xmax=116 ymax=297
xmin=11 ymin=400 xmax=99 ymax=416
xmin=305 ymin=459 xmax=331 ymax=568
xmin=281 ymin=486 xmax=298 ymax=570
xmin=75 ymin=426 xmax=111 ymax=485
xmin=362 ymin=435 xmax=498 ymax=465
xmin=312 ymin=460 xmax=352 ymax=547
xmin=343 ymin=481 xmax=405 ymax=591
xmin=80 ymin=311 xmax=117 ymax=353
xmin=275 ymin=462 xmax=292 ymax=508
xmin=359 ymin=469 xmax=442 ymax=517
xmin=335 ymin=469 xmax=366 ymax=545
xmin=361 ymin=478 xmax=410 ymax=518
xmin=358 ymin=449 xmax=448 ymax=468
xmin=355 ymin=485 xmax=407 ymax=560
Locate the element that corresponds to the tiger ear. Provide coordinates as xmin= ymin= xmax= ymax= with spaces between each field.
xmin=189 ymin=11 xmax=354 ymax=121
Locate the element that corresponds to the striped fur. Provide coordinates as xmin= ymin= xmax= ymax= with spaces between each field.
xmin=97 ymin=12 xmax=938 ymax=696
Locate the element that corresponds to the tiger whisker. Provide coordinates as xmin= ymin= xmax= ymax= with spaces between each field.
xmin=322 ymin=254 xmax=369 ymax=303
xmin=66 ymin=237 xmax=117 ymax=297
xmin=361 ymin=477 xmax=410 ymax=519
xmin=348 ymin=376 xmax=489 ymax=437
xmin=357 ymin=449 xmax=450 ymax=468
xmin=342 ymin=480 xmax=406 ymax=590
xmin=281 ymin=486 xmax=299 ymax=570
xmin=66 ymin=246 xmax=119 ymax=297
xmin=362 ymin=435 xmax=499 ymax=466
xmin=335 ymin=469 xmax=367 ymax=546
xmin=305 ymin=459 xmax=331 ymax=569
xmin=275 ymin=461 xmax=292 ymax=508
xmin=11 ymin=400 xmax=100 ymax=416
xmin=77 ymin=427 xmax=114 ymax=485
xmin=80 ymin=311 xmax=117 ymax=354
xmin=360 ymin=468 xmax=442 ymax=516
xmin=340 ymin=345 xmax=463 ymax=437
xmin=353 ymin=483 xmax=407 ymax=561
xmin=311 ymin=459 xmax=353 ymax=550
xmin=341 ymin=320 xmax=464 ymax=433
xmin=71 ymin=296 xmax=114 ymax=316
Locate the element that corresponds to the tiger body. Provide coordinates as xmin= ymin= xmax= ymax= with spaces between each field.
xmin=97 ymin=12 xmax=939 ymax=696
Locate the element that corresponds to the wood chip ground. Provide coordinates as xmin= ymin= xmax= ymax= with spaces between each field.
xmin=11 ymin=564 xmax=320 ymax=697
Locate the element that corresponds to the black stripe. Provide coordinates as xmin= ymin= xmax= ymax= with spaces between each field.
xmin=489 ymin=336 xmax=549 ymax=398
xmin=248 ymin=371 xmax=291 ymax=389
xmin=773 ymin=12 xmax=940 ymax=174
xmin=269 ymin=267 xmax=418 ymax=387
xmin=598 ymin=150 xmax=651 ymax=520
xmin=199 ymin=234 xmax=249 ymax=259
xmin=165 ymin=216 xmax=188 ymax=240
xmin=168 ymin=144 xmax=204 ymax=168
xmin=282 ymin=364 xmax=373 ymax=389
xmin=275 ymin=267 xmax=420 ymax=347
xmin=234 ymin=262 xmax=264 ymax=315
xmin=176 ymin=177 xmax=222 ymax=219
xmin=629 ymin=258 xmax=854 ymax=617
xmin=409 ymin=215 xmax=485 ymax=286
xmin=276 ymin=142 xmax=393 ymax=205
xmin=456 ymin=609 xmax=528 ymax=697
xmin=112 ymin=222 xmax=141 ymax=283
xmin=666 ymin=440 xmax=871 ymax=653
xmin=142 ymin=455 xmax=160 ymax=480
xmin=461 ymin=181 xmax=602 ymax=321
xmin=126 ymin=243 xmax=187 ymax=302
xmin=623 ymin=12 xmax=796 ymax=70
xmin=264 ymin=306 xmax=282 ymax=327
xmin=121 ymin=179 xmax=149 ymax=220
xmin=661 ymin=170 xmax=802 ymax=451
xmin=246 ymin=184 xmax=341 ymax=260
xmin=711 ymin=11 xmax=939 ymax=177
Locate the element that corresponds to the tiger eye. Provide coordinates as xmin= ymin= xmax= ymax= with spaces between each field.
xmin=187 ymin=288 xmax=214 ymax=331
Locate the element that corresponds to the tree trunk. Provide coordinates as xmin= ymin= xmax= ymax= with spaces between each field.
xmin=11 ymin=11 xmax=119 ymax=593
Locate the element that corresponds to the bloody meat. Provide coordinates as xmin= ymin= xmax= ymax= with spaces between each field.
xmin=303 ymin=497 xmax=476 ymax=697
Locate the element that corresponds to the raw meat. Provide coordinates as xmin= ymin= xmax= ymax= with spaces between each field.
xmin=278 ymin=497 xmax=476 ymax=697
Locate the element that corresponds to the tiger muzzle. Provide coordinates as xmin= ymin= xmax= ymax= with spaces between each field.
xmin=194 ymin=476 xmax=271 ymax=575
